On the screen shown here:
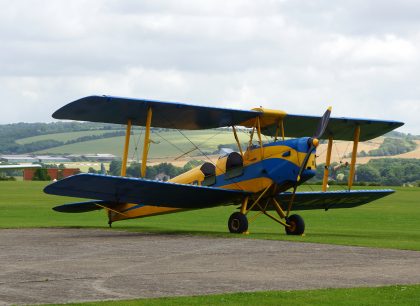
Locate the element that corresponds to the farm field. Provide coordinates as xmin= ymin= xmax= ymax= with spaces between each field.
xmin=34 ymin=129 xmax=250 ymax=158
xmin=14 ymin=128 xmax=420 ymax=164
xmin=356 ymin=140 xmax=420 ymax=164
xmin=1 ymin=181 xmax=419 ymax=251
xmin=21 ymin=128 xmax=408 ymax=163
xmin=317 ymin=138 xmax=383 ymax=164
xmin=16 ymin=129 xmax=123 ymax=144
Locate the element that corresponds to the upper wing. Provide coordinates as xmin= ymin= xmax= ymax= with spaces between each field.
xmin=261 ymin=115 xmax=404 ymax=141
xmin=275 ymin=189 xmax=394 ymax=211
xmin=53 ymin=95 xmax=402 ymax=141
xmin=44 ymin=173 xmax=250 ymax=209
xmin=52 ymin=95 xmax=258 ymax=130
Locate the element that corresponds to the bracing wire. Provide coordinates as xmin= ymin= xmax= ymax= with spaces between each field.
xmin=334 ymin=141 xmax=344 ymax=162
xmin=153 ymin=128 xmax=224 ymax=162
xmin=157 ymin=112 xmax=248 ymax=191
xmin=196 ymin=128 xmax=225 ymax=148
xmin=154 ymin=131 xmax=186 ymax=158
xmin=331 ymin=140 xmax=351 ymax=191
xmin=130 ymin=127 xmax=144 ymax=163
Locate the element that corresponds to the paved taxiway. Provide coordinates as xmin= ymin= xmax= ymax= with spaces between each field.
xmin=1 ymin=228 xmax=420 ymax=305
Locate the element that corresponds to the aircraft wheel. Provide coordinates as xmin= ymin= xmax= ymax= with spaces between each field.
xmin=285 ymin=214 xmax=305 ymax=235
xmin=228 ymin=212 xmax=248 ymax=234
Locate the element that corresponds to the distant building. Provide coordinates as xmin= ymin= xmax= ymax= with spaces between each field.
xmin=82 ymin=153 xmax=117 ymax=161
xmin=0 ymin=155 xmax=38 ymax=163
xmin=154 ymin=172 xmax=170 ymax=181
xmin=36 ymin=155 xmax=70 ymax=163
xmin=0 ymin=155 xmax=70 ymax=163
xmin=23 ymin=168 xmax=80 ymax=181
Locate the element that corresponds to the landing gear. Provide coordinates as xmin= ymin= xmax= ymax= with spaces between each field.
xmin=285 ymin=214 xmax=305 ymax=235
xmin=227 ymin=190 xmax=305 ymax=236
xmin=228 ymin=212 xmax=248 ymax=233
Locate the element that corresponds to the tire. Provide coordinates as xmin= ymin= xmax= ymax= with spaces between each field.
xmin=285 ymin=214 xmax=305 ymax=235
xmin=228 ymin=212 xmax=248 ymax=234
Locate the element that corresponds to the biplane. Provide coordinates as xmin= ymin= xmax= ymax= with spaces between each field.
xmin=44 ymin=96 xmax=403 ymax=235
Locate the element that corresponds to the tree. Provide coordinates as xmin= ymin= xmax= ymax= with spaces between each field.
xmin=356 ymin=165 xmax=381 ymax=183
xmin=109 ymin=160 xmax=122 ymax=176
xmin=183 ymin=160 xmax=203 ymax=172
xmin=32 ymin=169 xmax=51 ymax=181
xmin=100 ymin=163 xmax=106 ymax=174
xmin=126 ymin=162 xmax=141 ymax=177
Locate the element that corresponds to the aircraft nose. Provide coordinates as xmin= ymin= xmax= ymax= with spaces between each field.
xmin=297 ymin=137 xmax=313 ymax=152
xmin=300 ymin=168 xmax=316 ymax=182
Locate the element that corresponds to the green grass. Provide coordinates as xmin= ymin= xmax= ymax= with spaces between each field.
xmin=48 ymin=285 xmax=420 ymax=306
xmin=2 ymin=182 xmax=419 ymax=305
xmin=35 ymin=129 xmax=249 ymax=158
xmin=1 ymin=181 xmax=419 ymax=251
xmin=16 ymin=130 xmax=123 ymax=144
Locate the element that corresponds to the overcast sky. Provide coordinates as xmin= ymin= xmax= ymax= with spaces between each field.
xmin=1 ymin=0 xmax=419 ymax=133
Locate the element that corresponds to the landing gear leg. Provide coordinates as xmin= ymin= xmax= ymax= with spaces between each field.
xmin=107 ymin=210 xmax=113 ymax=228
xmin=265 ymin=198 xmax=306 ymax=236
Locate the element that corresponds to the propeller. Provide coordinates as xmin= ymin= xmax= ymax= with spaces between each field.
xmin=286 ymin=107 xmax=332 ymax=216
xmin=296 ymin=106 xmax=331 ymax=182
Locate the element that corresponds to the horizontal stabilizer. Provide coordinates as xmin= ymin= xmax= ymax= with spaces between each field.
xmin=275 ymin=189 xmax=394 ymax=211
xmin=53 ymin=200 xmax=117 ymax=213
xmin=44 ymin=174 xmax=250 ymax=209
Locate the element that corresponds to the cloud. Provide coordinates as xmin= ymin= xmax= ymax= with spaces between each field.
xmin=319 ymin=35 xmax=418 ymax=65
xmin=0 ymin=0 xmax=419 ymax=134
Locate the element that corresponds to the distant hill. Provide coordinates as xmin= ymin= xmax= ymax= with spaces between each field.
xmin=35 ymin=129 xmax=249 ymax=159
xmin=2 ymin=122 xmax=418 ymax=186
xmin=0 ymin=122 xmax=123 ymax=154
xmin=1 ymin=122 xmax=419 ymax=162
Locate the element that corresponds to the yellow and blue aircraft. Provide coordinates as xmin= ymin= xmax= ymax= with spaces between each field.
xmin=44 ymin=96 xmax=403 ymax=235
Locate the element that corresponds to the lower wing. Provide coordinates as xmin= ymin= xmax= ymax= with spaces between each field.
xmin=44 ymin=173 xmax=250 ymax=210
xmin=276 ymin=189 xmax=394 ymax=211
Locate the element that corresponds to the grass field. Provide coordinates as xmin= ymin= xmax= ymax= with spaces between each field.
xmin=1 ymin=181 xmax=419 ymax=251
xmin=16 ymin=129 xmax=123 ymax=144
xmin=34 ymin=129 xmax=250 ymax=158
xmin=17 ymin=128 xmax=420 ymax=164
xmin=2 ymin=181 xmax=419 ymax=305
xmin=23 ymin=128 xmax=384 ymax=165
xmin=53 ymin=285 xmax=420 ymax=306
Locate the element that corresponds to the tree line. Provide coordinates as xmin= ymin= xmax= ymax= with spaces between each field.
xmin=94 ymin=160 xmax=204 ymax=180
xmin=312 ymin=158 xmax=420 ymax=186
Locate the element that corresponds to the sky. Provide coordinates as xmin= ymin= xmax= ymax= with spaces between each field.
xmin=1 ymin=0 xmax=419 ymax=134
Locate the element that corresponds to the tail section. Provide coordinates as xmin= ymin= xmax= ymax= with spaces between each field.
xmin=52 ymin=200 xmax=117 ymax=213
